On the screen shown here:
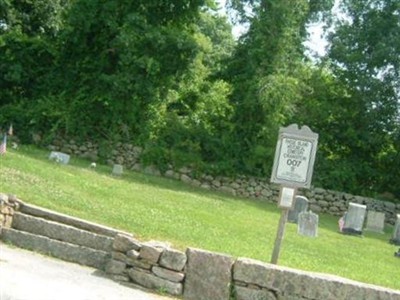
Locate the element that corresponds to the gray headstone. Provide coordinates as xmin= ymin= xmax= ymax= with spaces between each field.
xmin=112 ymin=164 xmax=123 ymax=176
xmin=342 ymin=202 xmax=366 ymax=235
xmin=49 ymin=151 xmax=70 ymax=164
xmin=297 ymin=211 xmax=318 ymax=237
xmin=288 ymin=196 xmax=309 ymax=223
xmin=364 ymin=211 xmax=385 ymax=233
xmin=390 ymin=214 xmax=400 ymax=245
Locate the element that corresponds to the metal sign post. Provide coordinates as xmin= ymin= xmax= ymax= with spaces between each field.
xmin=270 ymin=124 xmax=318 ymax=264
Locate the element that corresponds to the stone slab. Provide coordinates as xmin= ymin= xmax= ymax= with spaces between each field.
xmin=1 ymin=228 xmax=109 ymax=269
xmin=12 ymin=212 xmax=114 ymax=252
xmin=19 ymin=202 xmax=126 ymax=237
xmin=288 ymin=196 xmax=309 ymax=223
xmin=235 ymin=286 xmax=276 ymax=300
xmin=128 ymin=268 xmax=182 ymax=296
xmin=184 ymin=248 xmax=234 ymax=300
xmin=233 ymin=257 xmax=400 ymax=300
xmin=159 ymin=248 xmax=187 ymax=271
xmin=365 ymin=211 xmax=385 ymax=233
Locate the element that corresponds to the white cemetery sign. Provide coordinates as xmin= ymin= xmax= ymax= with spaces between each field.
xmin=365 ymin=211 xmax=385 ymax=234
xmin=270 ymin=124 xmax=318 ymax=264
xmin=271 ymin=124 xmax=318 ymax=189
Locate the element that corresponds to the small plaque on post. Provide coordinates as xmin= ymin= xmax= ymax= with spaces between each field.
xmin=278 ymin=186 xmax=296 ymax=209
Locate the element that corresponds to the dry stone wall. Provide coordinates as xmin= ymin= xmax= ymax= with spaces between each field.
xmin=1 ymin=194 xmax=400 ymax=299
xmin=0 ymin=194 xmax=19 ymax=230
xmin=106 ymin=233 xmax=186 ymax=296
xmin=233 ymin=258 xmax=400 ymax=300
xmin=48 ymin=139 xmax=400 ymax=225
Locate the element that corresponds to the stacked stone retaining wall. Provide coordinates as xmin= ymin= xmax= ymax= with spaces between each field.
xmin=106 ymin=234 xmax=186 ymax=296
xmin=1 ymin=194 xmax=400 ymax=299
xmin=48 ymin=139 xmax=400 ymax=224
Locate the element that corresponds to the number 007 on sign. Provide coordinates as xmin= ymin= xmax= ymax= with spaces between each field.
xmin=276 ymin=138 xmax=313 ymax=183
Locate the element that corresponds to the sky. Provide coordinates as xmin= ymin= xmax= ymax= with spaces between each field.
xmin=216 ymin=0 xmax=330 ymax=57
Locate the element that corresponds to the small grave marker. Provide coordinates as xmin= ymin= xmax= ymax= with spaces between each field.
xmin=49 ymin=151 xmax=70 ymax=165
xmin=112 ymin=164 xmax=123 ymax=176
xmin=390 ymin=214 xmax=400 ymax=245
xmin=288 ymin=196 xmax=309 ymax=223
xmin=298 ymin=211 xmax=318 ymax=238
xmin=395 ymin=248 xmax=400 ymax=257
xmin=364 ymin=211 xmax=385 ymax=234
xmin=342 ymin=202 xmax=366 ymax=235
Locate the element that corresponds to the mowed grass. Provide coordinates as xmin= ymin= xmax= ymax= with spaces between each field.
xmin=0 ymin=145 xmax=399 ymax=291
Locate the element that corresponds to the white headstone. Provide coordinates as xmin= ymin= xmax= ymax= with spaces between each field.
xmin=49 ymin=151 xmax=70 ymax=165
xmin=343 ymin=202 xmax=366 ymax=235
xmin=298 ymin=211 xmax=318 ymax=237
xmin=112 ymin=164 xmax=123 ymax=176
xmin=365 ymin=211 xmax=385 ymax=233
xmin=288 ymin=196 xmax=309 ymax=223
xmin=390 ymin=214 xmax=400 ymax=245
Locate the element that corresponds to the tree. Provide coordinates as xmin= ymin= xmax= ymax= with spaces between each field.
xmin=222 ymin=0 xmax=334 ymax=175
xmin=0 ymin=0 xmax=66 ymax=140
xmin=44 ymin=0 xmax=208 ymax=140
xmin=323 ymin=0 xmax=400 ymax=196
xmin=141 ymin=11 xmax=236 ymax=172
xmin=0 ymin=0 xmax=68 ymax=36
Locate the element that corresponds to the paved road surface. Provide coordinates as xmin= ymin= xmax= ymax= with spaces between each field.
xmin=0 ymin=242 xmax=175 ymax=300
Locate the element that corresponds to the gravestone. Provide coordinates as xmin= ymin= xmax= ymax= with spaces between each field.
xmin=364 ymin=211 xmax=385 ymax=233
xmin=49 ymin=151 xmax=70 ymax=165
xmin=112 ymin=164 xmax=123 ymax=176
xmin=342 ymin=202 xmax=366 ymax=235
xmin=297 ymin=211 xmax=318 ymax=237
xmin=288 ymin=196 xmax=309 ymax=223
xmin=395 ymin=248 xmax=400 ymax=257
xmin=389 ymin=214 xmax=400 ymax=245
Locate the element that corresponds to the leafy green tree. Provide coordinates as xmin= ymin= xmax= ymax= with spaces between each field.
xmin=142 ymin=11 xmax=236 ymax=172
xmin=222 ymin=0 xmax=334 ymax=175
xmin=323 ymin=0 xmax=400 ymax=196
xmin=46 ymin=0 xmax=208 ymax=140
xmin=0 ymin=0 xmax=66 ymax=139
xmin=0 ymin=0 xmax=68 ymax=36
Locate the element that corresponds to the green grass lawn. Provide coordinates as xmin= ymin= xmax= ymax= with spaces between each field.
xmin=1 ymin=145 xmax=399 ymax=291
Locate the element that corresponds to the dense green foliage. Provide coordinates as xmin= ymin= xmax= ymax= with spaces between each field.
xmin=323 ymin=0 xmax=400 ymax=197
xmin=0 ymin=0 xmax=399 ymax=199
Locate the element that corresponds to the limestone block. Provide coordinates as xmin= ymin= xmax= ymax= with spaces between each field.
xmin=128 ymin=268 xmax=183 ymax=296
xmin=140 ymin=244 xmax=163 ymax=264
xmin=152 ymin=266 xmax=185 ymax=283
xmin=159 ymin=248 xmax=187 ymax=271
xmin=12 ymin=213 xmax=113 ymax=252
xmin=234 ymin=258 xmax=272 ymax=288
xmin=184 ymin=248 xmax=234 ymax=300
xmin=113 ymin=233 xmax=141 ymax=252
xmin=105 ymin=259 xmax=127 ymax=274
xmin=112 ymin=251 xmax=127 ymax=262
xmin=125 ymin=257 xmax=152 ymax=270
xmin=235 ymin=286 xmax=276 ymax=300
